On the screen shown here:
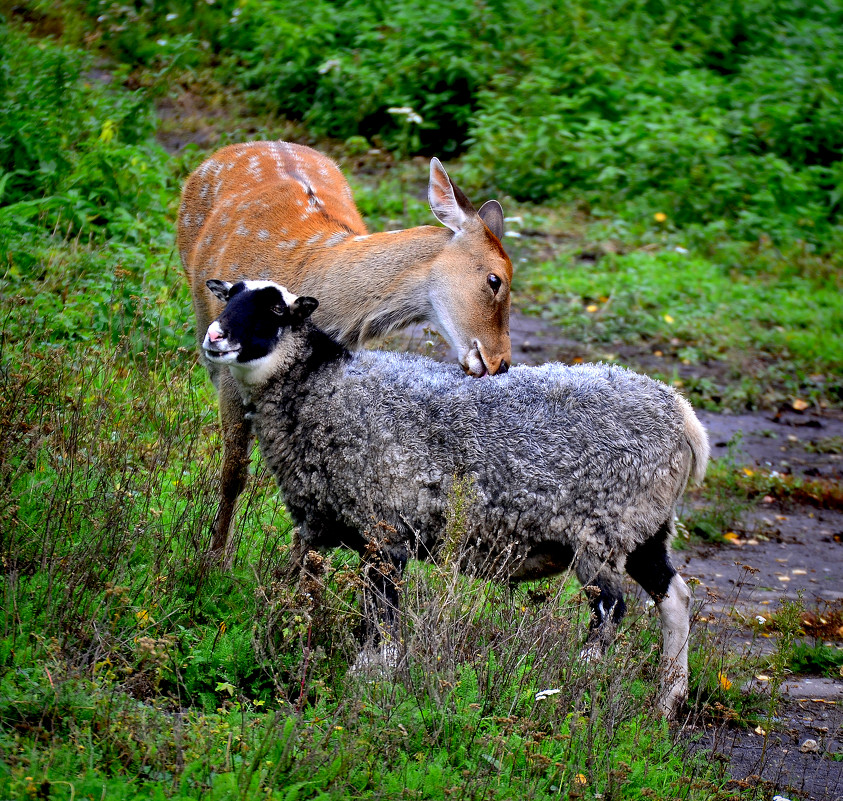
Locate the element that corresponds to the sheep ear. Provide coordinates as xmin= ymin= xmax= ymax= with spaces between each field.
xmin=478 ymin=199 xmax=504 ymax=241
xmin=207 ymin=279 xmax=233 ymax=302
xmin=291 ymin=296 xmax=319 ymax=322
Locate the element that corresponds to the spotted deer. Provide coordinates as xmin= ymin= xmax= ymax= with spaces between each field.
xmin=178 ymin=140 xmax=513 ymax=560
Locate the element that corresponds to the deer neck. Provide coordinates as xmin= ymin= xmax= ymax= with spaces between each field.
xmin=299 ymin=226 xmax=451 ymax=347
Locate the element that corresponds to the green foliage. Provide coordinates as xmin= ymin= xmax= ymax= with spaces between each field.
xmin=38 ymin=0 xmax=843 ymax=244
xmin=0 ymin=24 xmax=179 ymax=245
xmin=788 ymin=642 xmax=843 ymax=678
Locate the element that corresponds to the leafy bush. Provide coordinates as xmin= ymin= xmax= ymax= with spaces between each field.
xmin=0 ymin=23 xmax=177 ymax=244
xmin=40 ymin=0 xmax=843 ymax=242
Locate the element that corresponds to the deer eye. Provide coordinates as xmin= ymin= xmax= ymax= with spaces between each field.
xmin=487 ymin=273 xmax=502 ymax=294
xmin=270 ymin=304 xmax=285 ymax=316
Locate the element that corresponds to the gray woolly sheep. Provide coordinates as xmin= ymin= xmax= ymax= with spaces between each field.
xmin=202 ymin=279 xmax=709 ymax=718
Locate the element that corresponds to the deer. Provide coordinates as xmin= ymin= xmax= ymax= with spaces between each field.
xmin=178 ymin=140 xmax=513 ymax=562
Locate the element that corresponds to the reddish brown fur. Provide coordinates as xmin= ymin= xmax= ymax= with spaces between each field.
xmin=179 ymin=140 xmax=513 ymax=560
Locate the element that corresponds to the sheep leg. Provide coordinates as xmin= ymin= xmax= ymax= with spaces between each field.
xmin=625 ymin=524 xmax=691 ymax=718
xmin=579 ymin=572 xmax=627 ymax=661
xmin=209 ymin=372 xmax=252 ymax=565
xmin=353 ymin=547 xmax=407 ymax=673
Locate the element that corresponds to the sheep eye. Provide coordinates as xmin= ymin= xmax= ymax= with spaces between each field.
xmin=487 ymin=273 xmax=502 ymax=294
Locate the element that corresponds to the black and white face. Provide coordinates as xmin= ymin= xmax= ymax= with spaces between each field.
xmin=202 ymin=280 xmax=318 ymax=381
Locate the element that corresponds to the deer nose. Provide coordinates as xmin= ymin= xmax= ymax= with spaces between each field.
xmin=495 ymin=359 xmax=509 ymax=375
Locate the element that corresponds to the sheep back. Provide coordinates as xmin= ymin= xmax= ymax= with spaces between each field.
xmin=252 ymin=351 xmax=697 ymax=576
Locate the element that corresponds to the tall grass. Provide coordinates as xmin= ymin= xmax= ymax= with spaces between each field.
xmin=0 ymin=301 xmax=746 ymax=797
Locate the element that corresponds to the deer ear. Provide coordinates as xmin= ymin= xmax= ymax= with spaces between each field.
xmin=478 ymin=200 xmax=504 ymax=241
xmin=428 ymin=158 xmax=477 ymax=234
xmin=206 ymin=279 xmax=234 ymax=302
xmin=291 ymin=296 xmax=319 ymax=322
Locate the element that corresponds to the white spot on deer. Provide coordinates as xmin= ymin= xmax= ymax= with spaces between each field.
xmin=182 ymin=212 xmax=192 ymax=228
xmin=277 ymin=240 xmax=300 ymax=250
xmin=258 ymin=229 xmax=271 ymax=241
xmin=324 ymin=232 xmax=349 ymax=246
xmin=220 ymin=214 xmax=231 ymax=227
xmin=306 ymin=233 xmax=323 ymax=245
xmin=353 ymin=235 xmax=369 ymax=242
xmin=195 ymin=213 xmax=205 ymax=228
xmin=247 ymin=155 xmax=263 ymax=180
xmin=200 ymin=183 xmax=210 ymax=199
xmin=236 ymin=222 xmax=249 ymax=237
xmin=202 ymin=234 xmax=213 ymax=247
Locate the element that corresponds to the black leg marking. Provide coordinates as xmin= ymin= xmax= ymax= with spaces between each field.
xmin=360 ymin=546 xmax=408 ymax=648
xmin=625 ymin=522 xmax=676 ymax=602
xmin=587 ymin=578 xmax=627 ymax=640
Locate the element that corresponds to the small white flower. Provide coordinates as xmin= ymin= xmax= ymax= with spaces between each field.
xmin=755 ymin=615 xmax=767 ymax=625
xmin=387 ymin=107 xmax=423 ymax=125
xmin=318 ymin=59 xmax=341 ymax=74
xmin=674 ymin=246 xmax=689 ymax=254
xmin=166 ymin=13 xmax=177 ymax=20
xmin=535 ymin=688 xmax=561 ymax=701
xmin=157 ymin=39 xmax=168 ymax=46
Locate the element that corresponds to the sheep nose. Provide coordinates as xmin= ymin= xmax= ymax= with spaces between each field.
xmin=206 ymin=323 xmax=225 ymax=342
xmin=495 ymin=359 xmax=509 ymax=375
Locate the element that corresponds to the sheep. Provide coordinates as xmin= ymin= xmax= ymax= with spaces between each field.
xmin=201 ymin=278 xmax=709 ymax=717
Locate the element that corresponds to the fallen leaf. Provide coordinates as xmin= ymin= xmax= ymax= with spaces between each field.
xmin=586 ymin=304 xmax=598 ymax=313
xmin=791 ymin=398 xmax=809 ymax=411
xmin=723 ymin=532 xmax=740 ymax=542
xmin=718 ymin=671 xmax=732 ymax=691
xmin=755 ymin=675 xmax=770 ymax=682
xmin=754 ymin=725 xmax=766 ymax=736
xmin=743 ymin=468 xmax=754 ymax=477
xmin=663 ymin=314 xmax=674 ymax=324
xmin=574 ymin=774 xmax=588 ymax=786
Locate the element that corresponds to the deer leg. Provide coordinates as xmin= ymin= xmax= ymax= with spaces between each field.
xmin=625 ymin=521 xmax=691 ymax=718
xmin=210 ymin=371 xmax=252 ymax=563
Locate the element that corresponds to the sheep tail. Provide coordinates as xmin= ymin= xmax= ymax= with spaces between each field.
xmin=676 ymin=394 xmax=709 ymax=485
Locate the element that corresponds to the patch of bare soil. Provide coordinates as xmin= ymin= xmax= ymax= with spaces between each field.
xmin=678 ymin=411 xmax=843 ymax=801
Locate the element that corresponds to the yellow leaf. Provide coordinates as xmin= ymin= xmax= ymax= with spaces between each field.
xmin=755 ymin=675 xmax=770 ymax=682
xmin=586 ymin=304 xmax=598 ymax=313
xmin=717 ymin=671 xmax=732 ymax=691
xmin=742 ymin=468 xmax=754 ymax=477
xmin=100 ymin=119 xmax=116 ymax=144
xmin=663 ymin=314 xmax=674 ymax=324
xmin=791 ymin=398 xmax=809 ymax=411
xmin=654 ymin=212 xmax=667 ymax=223
xmin=723 ymin=532 xmax=739 ymax=542
xmin=574 ymin=774 xmax=587 ymax=786
xmin=755 ymin=725 xmax=766 ymax=736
